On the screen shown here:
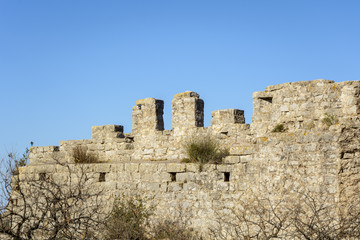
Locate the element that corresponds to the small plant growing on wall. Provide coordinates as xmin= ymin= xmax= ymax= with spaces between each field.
xmin=321 ymin=113 xmax=338 ymax=126
xmin=183 ymin=135 xmax=229 ymax=166
xmin=272 ymin=124 xmax=286 ymax=133
xmin=10 ymin=141 xmax=33 ymax=175
xmin=73 ymin=146 xmax=99 ymax=163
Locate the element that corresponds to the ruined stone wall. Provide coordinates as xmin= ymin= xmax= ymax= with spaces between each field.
xmin=23 ymin=79 xmax=360 ymax=236
xmin=16 ymin=160 xmax=291 ymax=237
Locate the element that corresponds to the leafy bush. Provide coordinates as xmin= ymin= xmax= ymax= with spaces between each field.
xmin=151 ymin=219 xmax=199 ymax=240
xmin=272 ymin=124 xmax=286 ymax=133
xmin=184 ymin=135 xmax=229 ymax=165
xmin=105 ymin=195 xmax=199 ymax=240
xmin=104 ymin=195 xmax=153 ymax=240
xmin=72 ymin=146 xmax=99 ymax=164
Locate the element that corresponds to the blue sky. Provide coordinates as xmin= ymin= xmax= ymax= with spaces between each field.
xmin=1 ymin=0 xmax=359 ymax=154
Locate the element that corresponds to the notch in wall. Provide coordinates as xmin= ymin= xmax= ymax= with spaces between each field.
xmin=39 ymin=173 xmax=46 ymax=181
xmin=99 ymin=172 xmax=106 ymax=182
xmin=224 ymin=172 xmax=230 ymax=182
xmin=259 ymin=97 xmax=273 ymax=103
xmin=169 ymin=172 xmax=177 ymax=182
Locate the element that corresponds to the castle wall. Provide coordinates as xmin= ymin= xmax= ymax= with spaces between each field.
xmin=23 ymin=79 xmax=360 ymax=236
xmin=17 ymin=159 xmax=335 ymax=237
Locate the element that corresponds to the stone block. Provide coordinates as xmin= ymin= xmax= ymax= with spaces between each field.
xmin=139 ymin=163 xmax=158 ymax=173
xmin=185 ymin=163 xmax=200 ymax=172
xmin=111 ymin=163 xmax=124 ymax=172
xmin=216 ymin=165 xmax=232 ymax=172
xmin=183 ymin=182 xmax=200 ymax=191
xmin=167 ymin=163 xmax=185 ymax=172
xmin=125 ymin=163 xmax=139 ymax=172
xmin=343 ymin=152 xmax=354 ymax=159
xmin=176 ymin=172 xmax=189 ymax=182
xmin=159 ymin=172 xmax=172 ymax=182
xmin=167 ymin=182 xmax=183 ymax=192
xmin=156 ymin=163 xmax=167 ymax=172
xmin=147 ymin=183 xmax=160 ymax=191
xmin=200 ymin=164 xmax=216 ymax=172
xmin=223 ymin=156 xmax=240 ymax=164
xmin=230 ymin=146 xmax=254 ymax=155
xmin=143 ymin=149 xmax=154 ymax=155
xmin=90 ymin=163 xmax=111 ymax=173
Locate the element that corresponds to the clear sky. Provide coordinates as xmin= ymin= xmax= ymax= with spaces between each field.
xmin=1 ymin=0 xmax=359 ymax=154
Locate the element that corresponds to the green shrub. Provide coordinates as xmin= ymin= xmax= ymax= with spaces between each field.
xmin=104 ymin=195 xmax=199 ymax=240
xmin=151 ymin=219 xmax=199 ymax=240
xmin=321 ymin=113 xmax=338 ymax=126
xmin=184 ymin=135 xmax=229 ymax=165
xmin=104 ymin=195 xmax=153 ymax=240
xmin=72 ymin=146 xmax=99 ymax=163
xmin=272 ymin=124 xmax=286 ymax=133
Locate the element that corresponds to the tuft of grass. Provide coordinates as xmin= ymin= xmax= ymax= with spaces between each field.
xmin=272 ymin=124 xmax=286 ymax=133
xmin=321 ymin=113 xmax=338 ymax=126
xmin=184 ymin=135 xmax=229 ymax=165
xmin=73 ymin=146 xmax=99 ymax=164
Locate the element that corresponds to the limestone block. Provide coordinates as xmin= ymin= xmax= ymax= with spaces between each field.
xmin=111 ymin=163 xmax=124 ymax=172
xmin=160 ymin=183 xmax=168 ymax=191
xmin=185 ymin=163 xmax=200 ymax=172
xmin=216 ymin=165 xmax=232 ymax=172
xmin=230 ymin=146 xmax=254 ymax=155
xmin=130 ymin=172 xmax=141 ymax=181
xmin=155 ymin=148 xmax=167 ymax=156
xmin=92 ymin=125 xmax=124 ymax=140
xmin=211 ymin=109 xmax=245 ymax=129
xmin=125 ymin=163 xmax=139 ymax=172
xmin=89 ymin=163 xmax=111 ymax=173
xmin=158 ymin=172 xmax=172 ymax=182
xmin=343 ymin=152 xmax=354 ymax=159
xmin=18 ymin=166 xmax=34 ymax=174
xmin=167 ymin=163 xmax=185 ymax=172
xmin=139 ymin=163 xmax=158 ymax=173
xmin=142 ymin=149 xmax=154 ymax=155
xmin=280 ymin=105 xmax=289 ymax=112
xmin=147 ymin=183 xmax=161 ymax=191
xmin=200 ymin=164 xmax=216 ymax=172
xmin=101 ymin=181 xmax=117 ymax=191
xmin=176 ymin=172 xmax=191 ymax=182
xmin=223 ymin=156 xmax=240 ymax=164
xmin=117 ymin=182 xmax=138 ymax=190
xmin=183 ymin=182 xmax=200 ymax=191
xmin=156 ymin=163 xmax=167 ymax=172
xmin=167 ymin=182 xmax=183 ymax=192
xmin=239 ymin=155 xmax=252 ymax=163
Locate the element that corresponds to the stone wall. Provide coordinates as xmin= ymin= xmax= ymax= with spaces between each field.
xmin=23 ymin=79 xmax=360 ymax=236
